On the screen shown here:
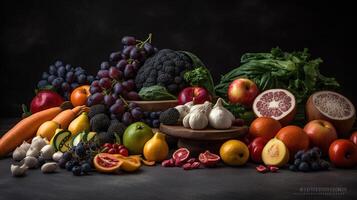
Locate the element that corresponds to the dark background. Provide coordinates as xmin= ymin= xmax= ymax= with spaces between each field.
xmin=0 ymin=0 xmax=355 ymax=117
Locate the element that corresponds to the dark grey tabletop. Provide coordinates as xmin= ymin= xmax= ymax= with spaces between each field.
xmin=1 ymin=118 xmax=356 ymax=200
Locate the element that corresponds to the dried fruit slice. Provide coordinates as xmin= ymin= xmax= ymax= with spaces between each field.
xmin=113 ymin=154 xmax=141 ymax=172
xmin=253 ymin=89 xmax=296 ymax=125
xmin=173 ymin=148 xmax=190 ymax=165
xmin=256 ymin=165 xmax=268 ymax=173
xmin=306 ymin=91 xmax=356 ymax=136
xmin=198 ymin=150 xmax=220 ymax=166
xmin=262 ymin=138 xmax=289 ymax=167
xmin=94 ymin=153 xmax=123 ymax=173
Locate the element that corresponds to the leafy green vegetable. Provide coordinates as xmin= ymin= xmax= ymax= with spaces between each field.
xmin=184 ymin=67 xmax=216 ymax=95
xmin=215 ymin=47 xmax=340 ymax=104
xmin=138 ymin=85 xmax=177 ymax=101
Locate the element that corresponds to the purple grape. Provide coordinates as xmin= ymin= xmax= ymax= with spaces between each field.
xmin=62 ymin=82 xmax=70 ymax=91
xmin=97 ymin=70 xmax=109 ymax=78
xmin=152 ymin=119 xmax=160 ymax=128
xmin=99 ymin=78 xmax=111 ymax=89
xmin=121 ymin=90 xmax=128 ymax=99
xmin=55 ymin=60 xmax=63 ymax=67
xmin=37 ymin=80 xmax=48 ymax=88
xmin=52 ymin=77 xmax=63 ymax=88
xmin=77 ymin=74 xmax=87 ymax=84
xmin=128 ymin=102 xmax=138 ymax=109
xmin=100 ymin=62 xmax=110 ymax=70
xmin=124 ymin=64 xmax=135 ymax=79
xmin=42 ymin=72 xmax=49 ymax=80
xmin=49 ymin=65 xmax=56 ymax=75
xmin=87 ymin=75 xmax=94 ymax=83
xmin=116 ymin=59 xmax=127 ymax=71
xmin=65 ymin=64 xmax=72 ymax=71
xmin=109 ymin=52 xmax=122 ymax=62
xmin=139 ymin=50 xmax=147 ymax=61
xmin=131 ymin=108 xmax=143 ymax=120
xmin=132 ymin=60 xmax=140 ymax=71
xmin=109 ymin=67 xmax=122 ymax=80
xmin=126 ymin=79 xmax=135 ymax=91
xmin=121 ymin=36 xmax=136 ymax=45
xmin=113 ymin=82 xmax=123 ymax=94
xmin=122 ymin=112 xmax=133 ymax=125
xmin=112 ymin=93 xmax=118 ymax=100
xmin=91 ymin=80 xmax=99 ymax=87
xmin=71 ymin=83 xmax=79 ymax=89
xmin=129 ymin=47 xmax=140 ymax=59
xmin=90 ymin=86 xmax=102 ymax=94
xmin=122 ymin=45 xmax=134 ymax=57
xmin=110 ymin=113 xmax=119 ymax=120
xmin=91 ymin=93 xmax=104 ymax=105
xmin=57 ymin=66 xmax=66 ymax=77
xmin=144 ymin=43 xmax=154 ymax=55
xmin=110 ymin=103 xmax=125 ymax=115
xmin=115 ymin=99 xmax=124 ymax=105
xmin=66 ymin=72 xmax=75 ymax=83
xmin=104 ymin=95 xmax=115 ymax=107
xmin=127 ymin=91 xmax=140 ymax=100
xmin=48 ymin=75 xmax=56 ymax=83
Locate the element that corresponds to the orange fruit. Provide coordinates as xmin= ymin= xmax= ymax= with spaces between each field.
xmin=143 ymin=132 xmax=169 ymax=162
xmin=113 ymin=154 xmax=141 ymax=172
xmin=94 ymin=153 xmax=123 ymax=173
xmin=70 ymin=85 xmax=90 ymax=107
xmin=276 ymin=125 xmax=309 ymax=156
xmin=220 ymin=140 xmax=249 ymax=166
xmin=249 ymin=117 xmax=282 ymax=139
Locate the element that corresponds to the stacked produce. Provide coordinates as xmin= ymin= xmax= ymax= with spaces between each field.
xmin=1 ymin=38 xmax=356 ymax=179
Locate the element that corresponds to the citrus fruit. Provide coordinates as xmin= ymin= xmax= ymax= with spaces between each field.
xmin=113 ymin=154 xmax=141 ymax=172
xmin=198 ymin=150 xmax=220 ymax=166
xmin=70 ymin=85 xmax=90 ymax=107
xmin=249 ymin=117 xmax=282 ymax=139
xmin=93 ymin=153 xmax=122 ymax=173
xmin=143 ymin=132 xmax=169 ymax=162
xmin=220 ymin=140 xmax=249 ymax=166
xmin=36 ymin=121 xmax=60 ymax=140
xmin=276 ymin=125 xmax=309 ymax=157
xmin=123 ymin=122 xmax=153 ymax=154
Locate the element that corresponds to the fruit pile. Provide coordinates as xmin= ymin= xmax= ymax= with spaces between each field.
xmin=1 ymin=38 xmax=357 ymax=179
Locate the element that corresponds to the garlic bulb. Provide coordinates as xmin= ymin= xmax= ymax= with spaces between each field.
xmin=26 ymin=146 xmax=40 ymax=158
xmin=183 ymin=113 xmax=191 ymax=128
xmin=30 ymin=137 xmax=47 ymax=150
xmin=40 ymin=145 xmax=55 ymax=160
xmin=189 ymin=109 xmax=208 ymax=129
xmin=41 ymin=162 xmax=57 ymax=173
xmin=208 ymin=98 xmax=234 ymax=129
xmin=190 ymin=101 xmax=212 ymax=115
xmin=19 ymin=141 xmax=31 ymax=152
xmin=12 ymin=147 xmax=26 ymax=161
xmin=23 ymin=156 xmax=38 ymax=169
xmin=175 ymin=105 xmax=190 ymax=122
xmin=11 ymin=164 xmax=27 ymax=177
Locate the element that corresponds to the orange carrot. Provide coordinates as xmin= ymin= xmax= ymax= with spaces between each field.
xmin=0 ymin=107 xmax=63 ymax=157
xmin=52 ymin=105 xmax=88 ymax=129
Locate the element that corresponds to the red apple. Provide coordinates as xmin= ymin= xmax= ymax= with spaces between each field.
xmin=248 ymin=137 xmax=269 ymax=163
xmin=178 ymin=87 xmax=211 ymax=105
xmin=350 ymin=131 xmax=357 ymax=145
xmin=304 ymin=120 xmax=338 ymax=155
xmin=228 ymin=78 xmax=259 ymax=107
xmin=329 ymin=139 xmax=357 ymax=168
xmin=30 ymin=90 xmax=64 ymax=114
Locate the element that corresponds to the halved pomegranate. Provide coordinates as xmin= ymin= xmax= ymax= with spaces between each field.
xmin=198 ymin=150 xmax=220 ymax=166
xmin=253 ymin=89 xmax=296 ymax=125
xmin=173 ymin=148 xmax=190 ymax=166
xmin=306 ymin=91 xmax=356 ymax=137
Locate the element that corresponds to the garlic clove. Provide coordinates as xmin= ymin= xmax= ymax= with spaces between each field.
xmin=40 ymin=145 xmax=55 ymax=160
xmin=19 ymin=141 xmax=31 ymax=152
xmin=41 ymin=162 xmax=58 ymax=173
xmin=26 ymin=146 xmax=40 ymax=158
xmin=11 ymin=164 xmax=27 ymax=177
xmin=12 ymin=147 xmax=26 ymax=161
xmin=30 ymin=137 xmax=47 ymax=151
xmin=52 ymin=151 xmax=63 ymax=162
xmin=23 ymin=156 xmax=38 ymax=169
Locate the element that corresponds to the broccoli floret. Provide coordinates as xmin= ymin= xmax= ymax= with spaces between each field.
xmin=135 ymin=49 xmax=193 ymax=95
xmin=159 ymin=108 xmax=180 ymax=125
xmin=95 ymin=131 xmax=114 ymax=146
xmin=88 ymin=104 xmax=106 ymax=119
xmin=90 ymin=113 xmax=110 ymax=132
xmin=107 ymin=119 xmax=126 ymax=138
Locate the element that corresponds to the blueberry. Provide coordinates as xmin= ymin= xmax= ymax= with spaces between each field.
xmin=65 ymin=64 xmax=72 ymax=71
xmin=66 ymin=71 xmax=75 ymax=83
xmin=149 ymin=112 xmax=156 ymax=119
xmin=37 ymin=80 xmax=48 ymax=89
xmin=311 ymin=147 xmax=322 ymax=157
xmin=152 ymin=119 xmax=160 ymax=128
xmin=77 ymin=74 xmax=87 ymax=84
xmin=301 ymin=153 xmax=311 ymax=162
xmin=294 ymin=159 xmax=301 ymax=167
xmin=49 ymin=65 xmax=57 ymax=75
xmin=62 ymin=152 xmax=72 ymax=161
xmin=54 ymin=60 xmax=63 ymax=67
xmin=48 ymin=75 xmax=56 ymax=83
xmin=87 ymin=75 xmax=94 ymax=83
xmin=75 ymin=144 xmax=86 ymax=157
xmin=289 ymin=165 xmax=298 ymax=171
xmin=310 ymin=161 xmax=320 ymax=171
xmin=143 ymin=111 xmax=149 ymax=118
xmin=72 ymin=166 xmax=82 ymax=176
xmin=308 ymin=150 xmax=319 ymax=161
xmin=294 ymin=150 xmax=304 ymax=159
xmin=81 ymin=163 xmax=92 ymax=174
xmin=65 ymin=161 xmax=75 ymax=171
xmin=298 ymin=162 xmax=310 ymax=172
xmin=57 ymin=66 xmax=66 ymax=77
xmin=42 ymin=72 xmax=49 ymax=80
xmin=58 ymin=158 xmax=67 ymax=169
xmin=320 ymin=160 xmax=330 ymax=170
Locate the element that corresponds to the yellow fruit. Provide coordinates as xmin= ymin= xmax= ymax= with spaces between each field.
xmin=262 ymin=138 xmax=289 ymax=167
xmin=113 ymin=154 xmax=141 ymax=172
xmin=143 ymin=132 xmax=169 ymax=162
xmin=36 ymin=121 xmax=60 ymax=140
xmin=220 ymin=139 xmax=249 ymax=166
xmin=68 ymin=112 xmax=89 ymax=136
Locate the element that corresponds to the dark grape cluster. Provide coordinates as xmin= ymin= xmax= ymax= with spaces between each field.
xmin=58 ymin=142 xmax=98 ymax=176
xmin=87 ymin=34 xmax=157 ymax=122
xmin=142 ymin=111 xmax=162 ymax=128
xmin=289 ymin=147 xmax=330 ymax=172
xmin=38 ymin=60 xmax=94 ymax=99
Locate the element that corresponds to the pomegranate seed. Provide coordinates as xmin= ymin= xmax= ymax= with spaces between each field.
xmin=186 ymin=158 xmax=196 ymax=164
xmin=169 ymin=158 xmax=175 ymax=166
xmin=256 ymin=165 xmax=268 ymax=173
xmin=268 ymin=166 xmax=279 ymax=172
xmin=182 ymin=163 xmax=192 ymax=170
xmin=103 ymin=143 xmax=112 ymax=148
xmin=191 ymin=162 xmax=201 ymax=169
xmin=118 ymin=145 xmax=125 ymax=150
xmin=162 ymin=159 xmax=174 ymax=167
xmin=108 ymin=148 xmax=117 ymax=154
xmin=119 ymin=148 xmax=129 ymax=157
xmin=175 ymin=159 xmax=185 ymax=167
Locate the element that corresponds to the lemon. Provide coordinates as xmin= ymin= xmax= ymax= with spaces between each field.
xmin=220 ymin=140 xmax=249 ymax=166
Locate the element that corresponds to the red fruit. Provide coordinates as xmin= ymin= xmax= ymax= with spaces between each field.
xmin=113 ymin=144 xmax=120 ymax=149
xmin=103 ymin=143 xmax=113 ymax=149
xmin=198 ymin=150 xmax=220 ymax=166
xmin=268 ymin=166 xmax=279 ymax=172
xmin=253 ymin=89 xmax=296 ymax=126
xmin=182 ymin=163 xmax=192 ymax=170
xmin=30 ymin=90 xmax=64 ymax=114
xmin=173 ymin=148 xmax=190 ymax=163
xmin=350 ymin=131 xmax=357 ymax=145
xmin=178 ymin=87 xmax=212 ymax=105
xmin=108 ymin=148 xmax=117 ymax=154
xmin=248 ymin=137 xmax=269 ymax=163
xmin=329 ymin=139 xmax=357 ymax=168
xmin=162 ymin=159 xmax=174 ymax=167
xmin=191 ymin=162 xmax=201 ymax=169
xmin=119 ymin=148 xmax=129 ymax=157
xmin=256 ymin=165 xmax=268 ymax=173
xmin=228 ymin=78 xmax=259 ymax=107
xmin=118 ymin=145 xmax=125 ymax=150
xmin=101 ymin=147 xmax=109 ymax=153
xmin=186 ymin=158 xmax=196 ymax=164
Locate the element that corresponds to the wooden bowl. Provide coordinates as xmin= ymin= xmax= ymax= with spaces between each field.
xmin=128 ymin=100 xmax=178 ymax=112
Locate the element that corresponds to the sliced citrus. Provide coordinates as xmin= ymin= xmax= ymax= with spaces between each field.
xmin=113 ymin=154 xmax=141 ymax=172
xmin=94 ymin=153 xmax=122 ymax=173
